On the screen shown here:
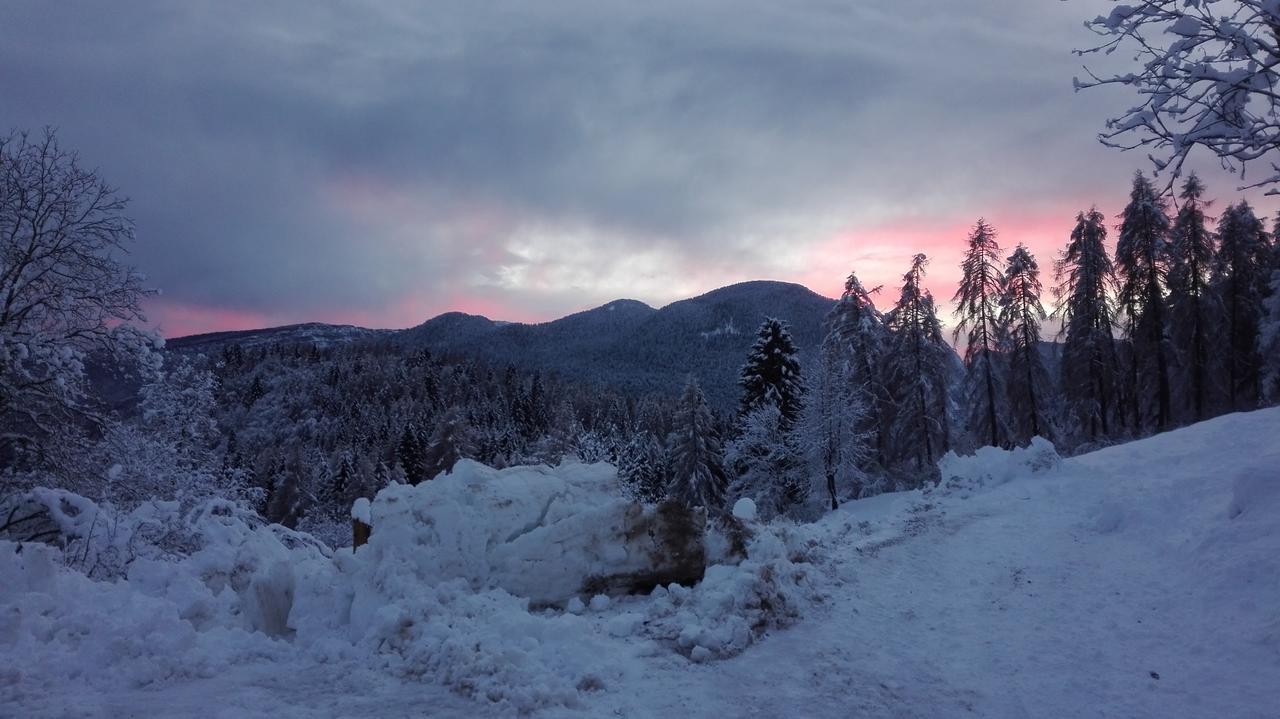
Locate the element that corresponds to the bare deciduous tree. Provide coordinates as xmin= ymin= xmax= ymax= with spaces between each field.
xmin=1 ymin=128 xmax=156 ymax=463
xmin=1076 ymin=1 xmax=1280 ymax=191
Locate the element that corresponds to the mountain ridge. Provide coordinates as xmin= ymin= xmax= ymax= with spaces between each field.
xmin=167 ymin=280 xmax=838 ymax=406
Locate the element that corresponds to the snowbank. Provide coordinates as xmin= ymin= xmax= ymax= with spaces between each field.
xmin=351 ymin=460 xmax=702 ymax=606
xmin=935 ymin=436 xmax=1061 ymax=499
xmin=0 ymin=497 xmax=329 ymax=699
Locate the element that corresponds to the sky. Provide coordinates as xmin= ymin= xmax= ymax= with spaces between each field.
xmin=4 ymin=0 xmax=1276 ymax=337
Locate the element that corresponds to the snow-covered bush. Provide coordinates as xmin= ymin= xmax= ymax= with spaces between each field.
xmin=97 ymin=361 xmax=254 ymax=509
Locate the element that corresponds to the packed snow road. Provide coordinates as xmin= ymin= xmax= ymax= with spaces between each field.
xmin=4 ymin=410 xmax=1278 ymax=718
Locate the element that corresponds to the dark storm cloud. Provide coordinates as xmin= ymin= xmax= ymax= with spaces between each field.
xmin=3 ymin=0 xmax=1157 ymax=333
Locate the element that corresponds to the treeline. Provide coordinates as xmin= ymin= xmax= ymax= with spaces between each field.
xmin=200 ymin=341 xmax=710 ymax=540
xmin=650 ymin=171 xmax=1280 ymax=521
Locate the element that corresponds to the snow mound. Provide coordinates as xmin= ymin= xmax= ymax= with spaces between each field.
xmin=351 ymin=460 xmax=701 ymax=606
xmin=935 ymin=437 xmax=1061 ymax=499
xmin=0 ymin=540 xmax=288 ymax=697
xmin=347 ymin=580 xmax=624 ymax=712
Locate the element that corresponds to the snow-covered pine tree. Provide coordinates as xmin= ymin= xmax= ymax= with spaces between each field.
xmin=617 ymin=432 xmax=669 ymax=503
xmin=883 ymin=254 xmax=952 ymax=476
xmin=1115 ymin=172 xmax=1173 ymax=433
xmin=1056 ymin=207 xmax=1122 ymax=444
xmin=1166 ymin=174 xmax=1219 ymax=422
xmin=1213 ymin=201 xmax=1272 ymax=410
xmin=396 ymin=423 xmax=427 ymax=484
xmin=999 ymin=243 xmax=1056 ymax=446
xmin=322 ymin=451 xmax=356 ymax=518
xmin=738 ymin=318 xmax=804 ymax=427
xmin=421 ymin=407 xmax=475 ymax=482
xmin=796 ymin=336 xmax=875 ymax=509
xmin=242 ymin=375 xmax=266 ymax=408
xmin=669 ymin=378 xmax=729 ymax=514
xmin=953 ymin=218 xmax=1010 ymax=449
xmin=825 ymin=270 xmax=889 ymax=466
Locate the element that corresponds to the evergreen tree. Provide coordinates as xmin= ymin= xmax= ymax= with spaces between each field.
xmin=397 ymin=423 xmax=426 ymax=484
xmin=323 ymin=452 xmax=356 ymax=517
xmin=1213 ymin=201 xmax=1272 ymax=410
xmin=1056 ymin=208 xmax=1122 ymax=444
xmin=825 ymin=270 xmax=889 ymax=467
xmin=999 ymin=244 xmax=1055 ymax=445
xmin=422 ymin=407 xmax=476 ymax=481
xmin=738 ymin=318 xmax=804 ymax=427
xmin=953 ymin=218 xmax=1009 ymax=448
xmin=1166 ymin=173 xmax=1219 ymax=422
xmin=243 ymin=375 xmax=266 ymax=409
xmin=618 ymin=432 xmax=669 ymax=503
xmin=883 ymin=254 xmax=952 ymax=475
xmin=1115 ymin=171 xmax=1173 ymax=432
xmin=669 ymin=378 xmax=728 ymax=513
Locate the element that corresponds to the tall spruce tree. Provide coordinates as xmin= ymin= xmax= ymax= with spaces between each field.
xmin=825 ymin=271 xmax=889 ymax=467
xmin=1213 ymin=201 xmax=1272 ymax=410
xmin=669 ymin=378 xmax=729 ymax=513
xmin=883 ymin=254 xmax=952 ymax=475
xmin=1115 ymin=171 xmax=1173 ymax=433
xmin=738 ymin=318 xmax=804 ymax=426
xmin=1056 ymin=208 xmax=1122 ymax=443
xmin=999 ymin=244 xmax=1055 ymax=445
xmin=1166 ymin=174 xmax=1219 ymax=422
xmin=953 ymin=218 xmax=1009 ymax=448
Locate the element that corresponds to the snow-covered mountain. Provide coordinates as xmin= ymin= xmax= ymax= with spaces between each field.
xmin=167 ymin=322 xmax=388 ymax=352
xmin=169 ymin=281 xmax=838 ymax=407
xmin=399 ymin=280 xmax=835 ymax=406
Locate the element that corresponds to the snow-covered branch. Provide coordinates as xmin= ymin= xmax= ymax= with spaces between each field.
xmin=1076 ymin=0 xmax=1280 ymax=192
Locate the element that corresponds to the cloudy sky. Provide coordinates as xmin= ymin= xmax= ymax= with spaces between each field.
xmin=5 ymin=0 xmax=1273 ymax=336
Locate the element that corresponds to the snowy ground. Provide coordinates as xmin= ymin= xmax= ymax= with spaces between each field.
xmin=5 ymin=409 xmax=1279 ymax=718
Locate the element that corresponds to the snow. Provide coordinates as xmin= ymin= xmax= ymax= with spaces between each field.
xmin=351 ymin=459 xmax=701 ymax=606
xmin=4 ymin=409 xmax=1280 ymax=717
xmin=349 ymin=497 xmax=370 ymax=524
xmin=731 ymin=497 xmax=757 ymax=521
